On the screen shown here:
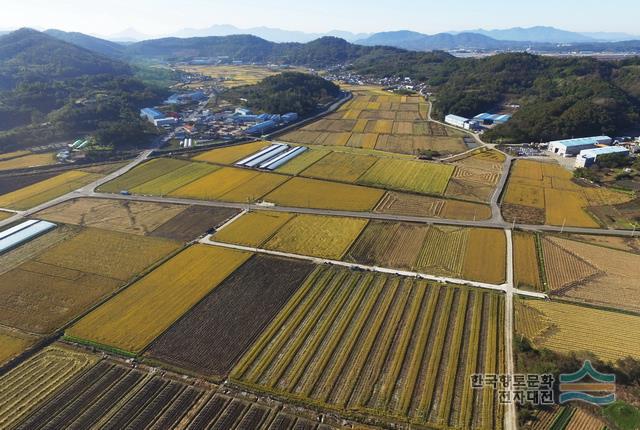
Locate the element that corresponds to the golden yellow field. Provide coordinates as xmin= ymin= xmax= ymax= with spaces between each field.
xmin=0 ymin=150 xmax=30 ymax=161
xmin=462 ymin=228 xmax=507 ymax=284
xmin=281 ymin=90 xmax=467 ymax=156
xmin=178 ymin=65 xmax=306 ymax=88
xmin=0 ymin=210 xmax=12 ymax=221
xmin=264 ymin=214 xmax=368 ymax=259
xmin=0 ymin=170 xmax=101 ymax=210
xmin=502 ymin=160 xmax=632 ymax=227
xmin=219 ymin=172 xmax=290 ymax=203
xmin=274 ymin=148 xmax=330 ymax=175
xmin=0 ymin=328 xmax=37 ymax=366
xmin=264 ymin=177 xmax=384 ymax=211
xmin=0 ymin=152 xmax=57 ymax=171
xmin=169 ymin=167 xmax=259 ymax=200
xmin=212 ymin=211 xmax=294 ymax=247
xmin=358 ymin=158 xmax=454 ymax=195
xmin=515 ymin=299 xmax=640 ymax=361
xmin=67 ymin=245 xmax=252 ymax=353
xmin=513 ymin=232 xmax=543 ymax=291
xmin=193 ymin=141 xmax=271 ymax=165
xmin=300 ymin=151 xmax=377 ymax=182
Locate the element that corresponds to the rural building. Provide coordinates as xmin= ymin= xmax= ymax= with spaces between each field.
xmin=575 ymin=146 xmax=630 ymax=168
xmin=154 ymin=117 xmax=178 ymax=127
xmin=473 ymin=113 xmax=512 ymax=124
xmin=282 ymin=112 xmax=299 ymax=122
xmin=235 ymin=108 xmax=253 ymax=116
xmin=140 ymin=108 xmax=164 ymax=122
xmin=445 ymin=114 xmax=481 ymax=130
xmin=246 ymin=120 xmax=277 ymax=135
xmin=548 ymin=136 xmax=612 ymax=157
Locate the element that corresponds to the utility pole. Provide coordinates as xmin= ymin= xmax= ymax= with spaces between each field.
xmin=561 ymin=218 xmax=566 ymax=234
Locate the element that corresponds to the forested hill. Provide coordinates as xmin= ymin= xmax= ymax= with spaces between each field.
xmin=0 ymin=28 xmax=130 ymax=89
xmin=125 ymin=35 xmax=404 ymax=67
xmin=224 ymin=72 xmax=342 ymax=116
xmin=0 ymin=29 xmax=166 ymax=151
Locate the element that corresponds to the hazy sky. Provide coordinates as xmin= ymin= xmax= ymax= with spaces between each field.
xmin=3 ymin=0 xmax=638 ymax=36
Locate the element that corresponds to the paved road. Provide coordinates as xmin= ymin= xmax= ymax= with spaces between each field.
xmin=503 ymin=229 xmax=517 ymax=430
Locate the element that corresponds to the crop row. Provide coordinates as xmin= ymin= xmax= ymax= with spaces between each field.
xmin=230 ymin=266 xmax=505 ymax=428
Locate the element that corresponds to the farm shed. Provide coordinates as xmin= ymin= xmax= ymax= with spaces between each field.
xmin=548 ymin=136 xmax=612 ymax=157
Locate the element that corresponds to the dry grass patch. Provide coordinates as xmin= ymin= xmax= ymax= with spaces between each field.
xmin=36 ymin=198 xmax=186 ymax=235
xmin=264 ymin=214 xmax=368 ymax=259
xmin=213 ymin=211 xmax=294 ymax=247
xmin=67 ymin=245 xmax=251 ymax=354
xmin=264 ymin=177 xmax=384 ymax=211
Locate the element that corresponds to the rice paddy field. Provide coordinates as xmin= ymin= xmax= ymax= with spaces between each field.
xmin=502 ymin=160 xmax=634 ymax=228
xmin=0 ymin=227 xmax=180 ymax=334
xmin=0 ymin=346 xmax=98 ymax=429
xmin=515 ymin=299 xmax=640 ymax=362
xmin=0 ymin=170 xmax=101 ymax=210
xmin=66 ymin=245 xmax=251 ymax=354
xmin=178 ymin=65 xmax=307 ymax=88
xmin=146 ymin=255 xmax=315 ymax=379
xmin=264 ymin=214 xmax=368 ymax=260
xmin=446 ymin=149 xmax=504 ymax=203
xmin=0 ymin=152 xmax=57 ymax=172
xmin=524 ymin=405 xmax=607 ymax=430
xmin=513 ymin=231 xmax=543 ymax=291
xmin=281 ymin=90 xmax=468 ymax=156
xmin=8 ymin=351 xmax=345 ymax=430
xmin=231 ymin=266 xmax=505 ymax=429
xmin=374 ymin=191 xmax=492 ymax=220
xmin=212 ymin=211 xmax=295 ymax=247
xmin=263 ymin=177 xmax=385 ymax=211
xmin=540 ymin=235 xmax=640 ymax=312
xmin=357 ymin=157 xmax=454 ymax=195
xmin=35 ymin=198 xmax=187 ymax=235
xmin=0 ymin=328 xmax=37 ymax=367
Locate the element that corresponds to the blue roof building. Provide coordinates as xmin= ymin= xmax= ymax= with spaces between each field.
xmin=140 ymin=108 xmax=164 ymax=121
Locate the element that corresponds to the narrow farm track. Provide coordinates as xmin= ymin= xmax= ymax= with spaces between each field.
xmin=503 ymin=229 xmax=517 ymax=430
xmin=199 ymin=235 xmax=546 ymax=299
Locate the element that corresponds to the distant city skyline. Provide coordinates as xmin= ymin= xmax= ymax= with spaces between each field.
xmin=3 ymin=0 xmax=639 ymax=38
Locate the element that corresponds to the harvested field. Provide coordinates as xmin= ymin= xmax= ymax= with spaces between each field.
xmin=264 ymin=177 xmax=384 ymax=211
xmin=13 ymin=354 xmax=339 ymax=430
xmin=416 ymin=226 xmax=470 ymax=278
xmin=513 ymin=232 xmax=543 ymax=291
xmin=375 ymin=191 xmax=492 ymax=220
xmin=0 ymin=346 xmax=98 ymax=429
xmin=515 ymin=299 xmax=640 ymax=361
xmin=462 ymin=228 xmax=507 ymax=284
xmin=98 ymin=158 xmax=190 ymax=193
xmin=0 ymin=170 xmax=101 ymax=210
xmin=130 ymin=162 xmax=219 ymax=195
xmin=0 ymin=152 xmax=56 ymax=171
xmin=358 ymin=158 xmax=454 ymax=195
xmin=501 ymin=203 xmax=546 ymax=225
xmin=178 ymin=64 xmax=306 ymax=87
xmin=543 ymin=236 xmax=640 ymax=312
xmin=193 ymin=141 xmax=271 ymax=164
xmin=274 ymin=148 xmax=330 ymax=175
xmin=0 ymin=224 xmax=80 ymax=276
xmin=445 ymin=177 xmax=495 ymax=203
xmin=346 ymin=221 xmax=428 ymax=269
xmin=300 ymin=152 xmax=377 ymax=183
xmin=150 ymin=205 xmax=240 ymax=242
xmin=0 ymin=328 xmax=37 ymax=366
xmin=232 ymin=266 xmax=504 ymax=429
xmin=66 ymin=245 xmax=251 ymax=354
xmin=502 ymin=159 xmax=633 ymax=228
xmin=213 ymin=211 xmax=294 ymax=247
xmin=0 ymin=171 xmax=59 ymax=195
xmin=525 ymin=406 xmax=606 ymax=430
xmin=264 ymin=214 xmax=368 ymax=260
xmin=540 ymin=236 xmax=602 ymax=293
xmin=77 ymin=162 xmax=127 ymax=175
xmin=565 ymin=233 xmax=640 ymax=254
xmin=0 ymin=228 xmax=180 ymax=334
xmin=36 ymin=198 xmax=187 ymax=235
xmin=346 ymin=133 xmax=379 ymax=149
xmin=147 ymin=255 xmax=315 ymax=378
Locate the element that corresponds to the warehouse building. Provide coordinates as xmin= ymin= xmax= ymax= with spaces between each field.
xmin=140 ymin=108 xmax=164 ymax=122
xmin=548 ymin=136 xmax=612 ymax=157
xmin=473 ymin=113 xmax=512 ymax=124
xmin=445 ymin=114 xmax=481 ymax=130
xmin=575 ymin=146 xmax=630 ymax=168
